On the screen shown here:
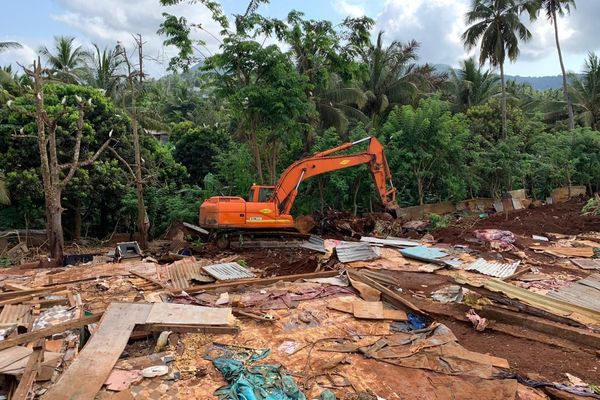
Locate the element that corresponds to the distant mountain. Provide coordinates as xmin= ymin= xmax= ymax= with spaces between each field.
xmin=432 ymin=64 xmax=565 ymax=91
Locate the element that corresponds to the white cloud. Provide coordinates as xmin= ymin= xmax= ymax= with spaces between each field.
xmin=51 ymin=0 xmax=226 ymax=75
xmin=0 ymin=42 xmax=38 ymax=71
xmin=335 ymin=0 xmax=367 ymax=18
xmin=375 ymin=0 xmax=470 ymax=67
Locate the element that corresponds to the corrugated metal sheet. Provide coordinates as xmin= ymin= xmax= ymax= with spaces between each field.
xmin=360 ymin=236 xmax=420 ymax=248
xmin=458 ymin=277 xmax=600 ymax=326
xmin=400 ymin=246 xmax=448 ymax=262
xmin=202 ymin=262 xmax=255 ymax=281
xmin=546 ymin=274 xmax=600 ymax=313
xmin=465 ymin=258 xmax=520 ymax=278
xmin=168 ymin=258 xmax=214 ymax=289
xmin=0 ymin=305 xmax=31 ymax=328
xmin=336 ymin=243 xmax=379 ymax=263
xmin=301 ymin=236 xmax=326 ymax=253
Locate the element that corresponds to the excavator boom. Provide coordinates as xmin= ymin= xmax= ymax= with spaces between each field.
xmin=199 ymin=136 xmax=398 ymax=232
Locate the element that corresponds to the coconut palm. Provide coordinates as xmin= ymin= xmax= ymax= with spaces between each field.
xmin=85 ymin=44 xmax=125 ymax=98
xmin=570 ymin=52 xmax=600 ymax=129
xmin=360 ymin=31 xmax=432 ymax=126
xmin=449 ymin=57 xmax=501 ymax=112
xmin=530 ymin=0 xmax=576 ymax=129
xmin=462 ymin=0 xmax=533 ymax=137
xmin=0 ymin=42 xmax=22 ymax=53
xmin=39 ymin=36 xmax=88 ymax=82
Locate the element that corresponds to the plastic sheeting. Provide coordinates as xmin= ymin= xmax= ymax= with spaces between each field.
xmin=205 ymin=344 xmax=307 ymax=400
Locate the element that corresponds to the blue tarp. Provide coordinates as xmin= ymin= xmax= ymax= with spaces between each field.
xmin=205 ymin=344 xmax=307 ymax=400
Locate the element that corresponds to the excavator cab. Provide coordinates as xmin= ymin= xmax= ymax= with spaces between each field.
xmin=248 ymin=185 xmax=274 ymax=202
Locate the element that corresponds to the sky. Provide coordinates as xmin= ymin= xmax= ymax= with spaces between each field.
xmin=1 ymin=0 xmax=599 ymax=78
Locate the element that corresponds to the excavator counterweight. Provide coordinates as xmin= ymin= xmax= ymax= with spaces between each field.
xmin=199 ymin=136 xmax=398 ymax=233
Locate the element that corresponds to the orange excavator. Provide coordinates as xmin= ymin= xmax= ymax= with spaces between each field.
xmin=199 ymin=136 xmax=399 ymax=246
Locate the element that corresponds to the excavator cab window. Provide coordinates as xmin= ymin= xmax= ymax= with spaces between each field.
xmin=248 ymin=186 xmax=274 ymax=202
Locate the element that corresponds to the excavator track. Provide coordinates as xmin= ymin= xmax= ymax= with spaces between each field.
xmin=210 ymin=230 xmax=311 ymax=250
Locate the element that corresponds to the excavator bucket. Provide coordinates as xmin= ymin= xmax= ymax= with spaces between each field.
xmin=294 ymin=215 xmax=316 ymax=234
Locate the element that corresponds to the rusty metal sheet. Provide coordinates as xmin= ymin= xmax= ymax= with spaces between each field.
xmin=546 ymin=274 xmax=600 ymax=312
xmin=457 ymin=277 xmax=600 ymax=326
xmin=202 ymin=262 xmax=255 ymax=281
xmin=336 ymin=243 xmax=379 ymax=263
xmin=465 ymin=258 xmax=520 ymax=278
xmin=168 ymin=258 xmax=214 ymax=289
xmin=0 ymin=305 xmax=31 ymax=328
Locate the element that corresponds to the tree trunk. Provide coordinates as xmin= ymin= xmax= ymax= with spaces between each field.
xmin=48 ymin=192 xmax=64 ymax=262
xmin=553 ymin=10 xmax=575 ymax=130
xmin=500 ymin=61 xmax=507 ymax=138
xmin=132 ymin=111 xmax=148 ymax=249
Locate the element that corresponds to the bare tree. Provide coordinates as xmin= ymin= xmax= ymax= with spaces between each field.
xmin=13 ymin=57 xmax=113 ymax=262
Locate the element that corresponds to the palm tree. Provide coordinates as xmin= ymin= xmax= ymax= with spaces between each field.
xmin=85 ymin=44 xmax=125 ymax=97
xmin=39 ymin=36 xmax=88 ymax=82
xmin=360 ymin=31 xmax=437 ymax=127
xmin=570 ymin=52 xmax=600 ymax=129
xmin=462 ymin=0 xmax=533 ymax=137
xmin=449 ymin=57 xmax=501 ymax=111
xmin=0 ymin=42 xmax=22 ymax=52
xmin=530 ymin=0 xmax=576 ymax=129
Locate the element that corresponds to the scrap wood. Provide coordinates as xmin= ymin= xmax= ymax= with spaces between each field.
xmin=170 ymin=270 xmax=339 ymax=294
xmin=128 ymin=270 xmax=167 ymax=288
xmin=12 ymin=340 xmax=44 ymax=400
xmin=0 ymin=313 xmax=103 ymax=351
xmin=0 ymin=285 xmax=68 ymax=302
xmin=530 ymin=245 xmax=595 ymax=258
xmin=327 ymin=296 xmax=408 ymax=321
xmin=348 ymin=270 xmax=424 ymax=315
xmin=3 ymin=282 xmax=31 ymax=291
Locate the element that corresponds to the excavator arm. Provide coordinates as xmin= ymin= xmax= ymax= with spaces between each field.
xmin=272 ymin=136 xmax=398 ymax=215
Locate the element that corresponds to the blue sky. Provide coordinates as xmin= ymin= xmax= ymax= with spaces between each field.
xmin=2 ymin=0 xmax=599 ymax=78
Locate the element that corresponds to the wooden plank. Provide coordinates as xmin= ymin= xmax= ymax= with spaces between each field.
xmin=0 ymin=286 xmax=67 ymax=301
xmin=146 ymin=303 xmax=233 ymax=326
xmin=142 ymin=324 xmax=239 ymax=335
xmin=41 ymin=303 xmax=152 ymax=400
xmin=173 ymin=270 xmax=338 ymax=294
xmin=12 ymin=340 xmax=44 ymax=400
xmin=129 ymin=270 xmax=167 ymax=288
xmin=353 ymin=301 xmax=384 ymax=319
xmin=348 ymin=270 xmax=424 ymax=314
xmin=3 ymin=283 xmax=31 ymax=291
xmin=0 ymin=313 xmax=103 ymax=352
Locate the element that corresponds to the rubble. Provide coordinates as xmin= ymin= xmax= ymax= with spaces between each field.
xmin=0 ymin=201 xmax=599 ymax=399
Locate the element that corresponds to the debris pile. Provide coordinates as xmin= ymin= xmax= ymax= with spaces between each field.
xmin=0 ymin=201 xmax=599 ymax=399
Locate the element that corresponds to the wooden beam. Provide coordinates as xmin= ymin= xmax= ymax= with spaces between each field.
xmin=171 ymin=270 xmax=339 ymax=294
xmin=141 ymin=323 xmax=239 ymax=335
xmin=0 ymin=286 xmax=68 ymax=302
xmin=347 ymin=270 xmax=424 ymax=314
xmin=12 ymin=340 xmax=44 ymax=400
xmin=129 ymin=270 xmax=167 ymax=289
xmin=0 ymin=314 xmax=103 ymax=352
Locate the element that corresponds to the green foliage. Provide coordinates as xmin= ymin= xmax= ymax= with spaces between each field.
xmin=582 ymin=197 xmax=600 ymax=215
xmin=428 ymin=213 xmax=450 ymax=229
xmin=381 ymin=97 xmax=472 ymax=205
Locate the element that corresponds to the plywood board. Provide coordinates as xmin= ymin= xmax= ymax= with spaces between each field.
xmin=383 ymin=308 xmax=408 ymax=321
xmin=146 ymin=303 xmax=233 ymax=326
xmin=353 ymin=301 xmax=384 ymax=319
xmin=326 ymin=296 xmax=355 ymax=314
xmin=41 ymin=303 xmax=152 ymax=400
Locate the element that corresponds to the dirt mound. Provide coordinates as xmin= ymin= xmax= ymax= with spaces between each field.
xmin=434 ymin=198 xmax=600 ymax=245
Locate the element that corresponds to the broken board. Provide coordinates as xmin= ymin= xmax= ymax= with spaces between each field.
xmin=328 ymin=297 xmax=407 ymax=321
xmin=145 ymin=303 xmax=234 ymax=326
xmin=41 ymin=303 xmax=152 ymax=400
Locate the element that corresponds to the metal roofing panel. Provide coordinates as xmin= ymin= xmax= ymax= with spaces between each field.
xmin=570 ymin=259 xmax=600 ymax=270
xmin=336 ymin=243 xmax=379 ymax=263
xmin=464 ymin=278 xmax=600 ymax=326
xmin=168 ymin=258 xmax=214 ymax=289
xmin=580 ymin=274 xmax=600 ymax=291
xmin=400 ymin=246 xmax=448 ymax=261
xmin=360 ymin=236 xmax=420 ymax=248
xmin=203 ymin=262 xmax=255 ymax=281
xmin=0 ymin=305 xmax=31 ymax=328
xmin=465 ymin=258 xmax=520 ymax=278
xmin=546 ymin=275 xmax=600 ymax=313
xmin=301 ymin=236 xmax=327 ymax=253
